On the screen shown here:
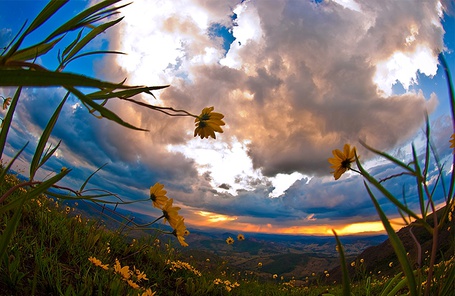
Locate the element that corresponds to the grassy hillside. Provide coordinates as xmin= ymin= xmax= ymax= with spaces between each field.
xmin=1 ymin=171 xmax=454 ymax=295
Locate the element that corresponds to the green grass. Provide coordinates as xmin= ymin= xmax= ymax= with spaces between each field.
xmin=2 ymin=171 xmax=452 ymax=295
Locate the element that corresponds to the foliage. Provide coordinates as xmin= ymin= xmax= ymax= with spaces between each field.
xmin=329 ymin=54 xmax=455 ymax=295
xmin=0 ymin=0 xmax=225 ymax=264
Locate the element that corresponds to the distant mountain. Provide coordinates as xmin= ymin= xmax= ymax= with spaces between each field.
xmin=180 ymin=229 xmax=387 ymax=280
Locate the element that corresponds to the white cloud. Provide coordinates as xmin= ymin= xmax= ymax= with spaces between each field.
xmin=374 ymin=45 xmax=439 ymax=96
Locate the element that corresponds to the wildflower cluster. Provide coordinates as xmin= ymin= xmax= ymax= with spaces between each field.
xmin=225 ymin=233 xmax=245 ymax=245
xmin=88 ymin=256 xmax=152 ymax=293
xmin=213 ymin=278 xmax=240 ymax=292
xmin=167 ymin=259 xmax=202 ymax=276
xmin=149 ymin=182 xmax=189 ymax=247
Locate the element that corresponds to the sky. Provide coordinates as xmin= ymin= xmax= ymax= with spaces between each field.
xmin=1 ymin=0 xmax=455 ymax=236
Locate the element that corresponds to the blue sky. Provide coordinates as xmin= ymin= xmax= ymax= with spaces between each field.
xmin=1 ymin=0 xmax=454 ymax=236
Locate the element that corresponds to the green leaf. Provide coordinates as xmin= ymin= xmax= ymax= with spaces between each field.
xmin=364 ymin=182 xmax=418 ymax=296
xmin=0 ymin=143 xmax=28 ymax=188
xmin=86 ymin=85 xmax=169 ymax=101
xmin=2 ymin=1 xmax=67 ymax=61
xmin=411 ymin=144 xmax=427 ymax=220
xmin=80 ymin=163 xmax=107 ymax=192
xmin=44 ymin=0 xmax=125 ymax=43
xmin=30 ymin=93 xmax=69 ymax=179
xmin=7 ymin=37 xmax=63 ymax=63
xmin=0 ymin=193 xmax=27 ymax=262
xmin=63 ymin=50 xmax=125 ymax=67
xmin=439 ymin=260 xmax=455 ymax=296
xmin=359 ymin=140 xmax=415 ymax=175
xmin=0 ymin=87 xmax=22 ymax=158
xmin=332 ymin=229 xmax=351 ymax=296
xmin=440 ymin=54 xmax=455 ymax=206
xmin=61 ymin=18 xmax=123 ymax=66
xmin=66 ymin=86 xmax=147 ymax=131
xmin=379 ymin=272 xmax=403 ymax=296
xmin=0 ymin=69 xmax=126 ymax=88
xmin=355 ymin=153 xmax=422 ymax=222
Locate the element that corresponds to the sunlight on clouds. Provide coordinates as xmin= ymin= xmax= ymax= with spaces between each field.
xmin=220 ymin=0 xmax=263 ymax=69
xmin=269 ymin=172 xmax=306 ymax=198
xmin=116 ymin=0 xmax=222 ymax=87
xmin=196 ymin=210 xmax=237 ymax=223
xmin=332 ymin=0 xmax=361 ymax=12
xmin=167 ymin=137 xmax=266 ymax=196
xmin=374 ymin=45 xmax=439 ymax=96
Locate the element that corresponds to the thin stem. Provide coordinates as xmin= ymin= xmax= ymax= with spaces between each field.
xmin=408 ymin=226 xmax=422 ymax=268
xmin=0 ymin=180 xmax=40 ymax=203
xmin=120 ymin=97 xmax=198 ymax=118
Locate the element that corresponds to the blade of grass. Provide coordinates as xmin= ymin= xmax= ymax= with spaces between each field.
xmin=8 ymin=37 xmax=63 ymax=63
xmin=359 ymin=139 xmax=416 ymax=175
xmin=332 ymin=229 xmax=351 ymax=296
xmin=364 ymin=182 xmax=418 ymax=296
xmin=355 ymin=153 xmax=422 ymax=222
xmin=44 ymin=0 xmax=124 ymax=42
xmin=439 ymin=54 xmax=455 ymax=205
xmin=0 ymin=87 xmax=22 ymax=157
xmin=379 ymin=271 xmax=402 ymax=296
xmin=0 ymin=142 xmax=28 ymax=187
xmin=411 ymin=144 xmax=427 ymax=220
xmin=0 ymin=69 xmax=126 ymax=88
xmin=30 ymin=93 xmax=69 ymax=179
xmin=66 ymin=85 xmax=147 ymax=131
xmin=3 ymin=1 xmax=68 ymax=61
xmin=61 ymin=18 xmax=123 ymax=66
xmin=79 ymin=163 xmax=107 ymax=192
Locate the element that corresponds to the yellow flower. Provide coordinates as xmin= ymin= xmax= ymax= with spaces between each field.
xmin=194 ymin=106 xmax=225 ymax=139
xmin=162 ymin=198 xmax=181 ymax=228
xmin=450 ymin=134 xmax=455 ymax=151
xmin=134 ymin=266 xmax=148 ymax=282
xmin=88 ymin=256 xmax=109 ymax=270
xmin=150 ymin=182 xmax=168 ymax=209
xmin=237 ymin=234 xmax=245 ymax=241
xmin=2 ymin=97 xmax=11 ymax=110
xmin=389 ymin=262 xmax=393 ymax=267
xmin=328 ymin=144 xmax=356 ymax=180
xmin=114 ymin=258 xmax=131 ymax=279
xmin=139 ymin=288 xmax=156 ymax=296
xmin=351 ymin=261 xmax=355 ymax=267
xmin=127 ymin=279 xmax=140 ymax=289
xmin=226 ymin=236 xmax=234 ymax=244
xmin=172 ymin=218 xmax=189 ymax=247
xmin=273 ymin=274 xmax=278 ymax=279
xmin=258 ymin=262 xmax=263 ymax=268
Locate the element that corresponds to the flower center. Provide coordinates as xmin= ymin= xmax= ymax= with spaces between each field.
xmin=341 ymin=159 xmax=351 ymax=169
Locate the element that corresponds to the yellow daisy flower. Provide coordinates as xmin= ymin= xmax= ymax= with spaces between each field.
xmin=194 ymin=106 xmax=225 ymax=139
xmin=127 ymin=279 xmax=140 ymax=289
xmin=172 ymin=217 xmax=189 ymax=247
xmin=114 ymin=258 xmax=131 ymax=280
xmin=140 ymin=288 xmax=156 ymax=296
xmin=2 ymin=97 xmax=11 ymax=110
xmin=88 ymin=256 xmax=109 ymax=270
xmin=328 ymin=143 xmax=356 ymax=180
xmin=150 ymin=182 xmax=168 ymax=209
xmin=237 ymin=234 xmax=245 ymax=241
xmin=226 ymin=236 xmax=234 ymax=245
xmin=162 ymin=198 xmax=181 ymax=228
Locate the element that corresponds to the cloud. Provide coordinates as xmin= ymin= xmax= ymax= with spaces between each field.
xmin=2 ymin=0 xmax=453 ymax=234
